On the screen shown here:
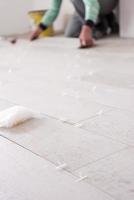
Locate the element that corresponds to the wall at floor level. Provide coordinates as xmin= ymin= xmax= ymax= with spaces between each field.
xmin=0 ymin=0 xmax=33 ymax=35
xmin=120 ymin=0 xmax=134 ymax=38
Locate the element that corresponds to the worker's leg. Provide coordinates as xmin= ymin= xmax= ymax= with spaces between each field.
xmin=65 ymin=0 xmax=85 ymax=37
xmin=70 ymin=0 xmax=118 ymax=20
xmin=106 ymin=12 xmax=119 ymax=34
xmin=65 ymin=12 xmax=83 ymax=37
xmin=70 ymin=0 xmax=85 ymax=23
xmin=65 ymin=0 xmax=118 ymax=38
xmin=99 ymin=0 xmax=118 ymax=15
xmin=94 ymin=0 xmax=118 ymax=38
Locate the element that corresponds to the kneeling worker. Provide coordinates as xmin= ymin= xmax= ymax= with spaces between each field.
xmin=30 ymin=0 xmax=118 ymax=48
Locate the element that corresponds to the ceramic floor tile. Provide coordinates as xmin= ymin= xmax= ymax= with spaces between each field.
xmin=0 ymin=99 xmax=14 ymax=110
xmin=0 ymin=117 xmax=126 ymax=171
xmin=1 ymin=37 xmax=134 ymax=118
xmin=0 ymin=78 xmax=111 ymax=123
xmin=91 ymin=85 xmax=134 ymax=112
xmin=76 ymin=148 xmax=134 ymax=200
xmin=0 ymin=136 xmax=115 ymax=200
xmin=1 ymin=38 xmax=112 ymax=123
xmin=82 ymin=109 xmax=134 ymax=146
xmin=81 ymin=70 xmax=134 ymax=89
xmin=0 ymin=36 xmax=134 ymax=200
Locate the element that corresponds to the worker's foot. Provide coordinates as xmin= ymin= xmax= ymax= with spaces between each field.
xmin=30 ymin=26 xmax=43 ymax=41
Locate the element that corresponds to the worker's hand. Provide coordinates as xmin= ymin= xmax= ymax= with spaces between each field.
xmin=30 ymin=26 xmax=43 ymax=41
xmin=79 ymin=25 xmax=94 ymax=48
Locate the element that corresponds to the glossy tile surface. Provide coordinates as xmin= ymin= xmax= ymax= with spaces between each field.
xmin=0 ymin=137 xmax=116 ymax=200
xmin=76 ymin=148 xmax=134 ymax=200
xmin=0 ymin=36 xmax=134 ymax=200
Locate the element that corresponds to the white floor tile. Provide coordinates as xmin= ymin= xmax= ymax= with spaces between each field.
xmin=0 ymin=78 xmax=111 ymax=123
xmin=0 ymin=117 xmax=126 ymax=171
xmin=76 ymin=148 xmax=134 ymax=200
xmin=0 ymin=137 xmax=115 ymax=200
xmin=82 ymin=109 xmax=134 ymax=146
xmin=0 ymin=36 xmax=134 ymax=199
xmin=0 ymin=37 xmax=134 ymax=118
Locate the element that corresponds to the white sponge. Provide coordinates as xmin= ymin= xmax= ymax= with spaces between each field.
xmin=0 ymin=106 xmax=35 ymax=128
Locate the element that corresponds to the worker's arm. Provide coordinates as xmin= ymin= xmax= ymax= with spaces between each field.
xmin=79 ymin=0 xmax=100 ymax=47
xmin=30 ymin=0 xmax=62 ymax=40
xmin=83 ymin=0 xmax=100 ymax=25
xmin=40 ymin=0 xmax=62 ymax=28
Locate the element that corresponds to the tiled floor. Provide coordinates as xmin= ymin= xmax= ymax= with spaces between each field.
xmin=0 ymin=36 xmax=134 ymax=200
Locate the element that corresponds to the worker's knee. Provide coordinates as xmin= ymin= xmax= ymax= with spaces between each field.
xmin=64 ymin=30 xmax=79 ymax=38
xmin=64 ymin=23 xmax=80 ymax=38
xmin=65 ymin=14 xmax=82 ymax=38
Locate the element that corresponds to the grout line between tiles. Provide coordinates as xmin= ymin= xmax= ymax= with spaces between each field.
xmin=0 ymin=134 xmax=116 ymax=200
xmin=73 ymin=146 xmax=130 ymax=171
xmin=0 ymin=134 xmax=59 ymax=168
xmin=69 ymin=169 xmax=118 ymax=200
xmin=79 ymin=125 xmax=134 ymax=148
xmin=0 ymin=94 xmax=134 ymax=125
xmin=73 ymin=108 xmax=113 ymax=125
